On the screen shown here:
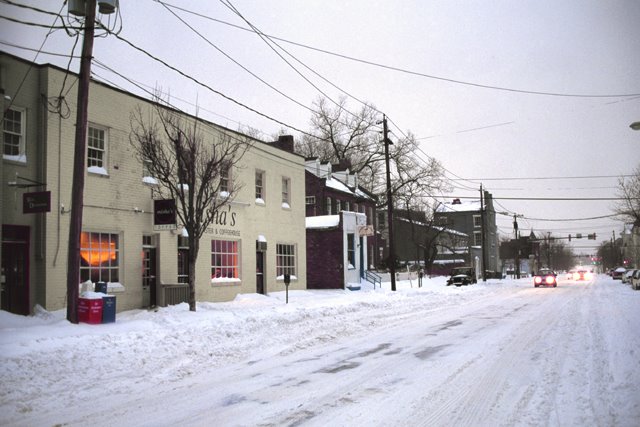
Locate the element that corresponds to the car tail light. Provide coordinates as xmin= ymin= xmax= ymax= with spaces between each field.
xmin=546 ymin=276 xmax=555 ymax=285
xmin=534 ymin=276 xmax=542 ymax=284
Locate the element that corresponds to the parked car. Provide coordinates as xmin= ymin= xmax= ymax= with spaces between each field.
xmin=534 ymin=269 xmax=557 ymax=288
xmin=632 ymin=270 xmax=640 ymax=290
xmin=622 ymin=269 xmax=636 ymax=285
xmin=612 ymin=267 xmax=627 ymax=280
xmin=446 ymin=267 xmax=477 ymax=287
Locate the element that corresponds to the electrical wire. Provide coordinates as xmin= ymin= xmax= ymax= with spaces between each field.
xmin=152 ymin=0 xmax=640 ymax=99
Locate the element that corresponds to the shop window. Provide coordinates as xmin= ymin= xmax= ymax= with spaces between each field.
xmin=3 ymin=107 xmax=26 ymax=162
xmin=88 ymin=125 xmax=107 ymax=173
xmin=211 ymin=239 xmax=239 ymax=281
xmin=79 ymin=232 xmax=119 ymax=283
xmin=276 ymin=243 xmax=296 ymax=278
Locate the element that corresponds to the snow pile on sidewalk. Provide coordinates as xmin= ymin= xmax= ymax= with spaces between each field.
xmin=0 ymin=277 xmax=522 ymax=425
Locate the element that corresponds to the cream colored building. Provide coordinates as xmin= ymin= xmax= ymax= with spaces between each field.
xmin=1 ymin=52 xmax=306 ymax=315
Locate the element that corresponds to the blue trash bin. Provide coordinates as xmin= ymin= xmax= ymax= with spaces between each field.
xmin=95 ymin=281 xmax=107 ymax=294
xmin=102 ymin=295 xmax=116 ymax=323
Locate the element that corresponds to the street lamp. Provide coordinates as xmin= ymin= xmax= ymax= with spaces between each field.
xmin=630 ymin=121 xmax=640 ymax=131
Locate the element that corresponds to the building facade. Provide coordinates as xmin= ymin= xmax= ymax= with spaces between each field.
xmin=434 ymin=194 xmax=500 ymax=276
xmin=1 ymin=53 xmax=306 ymax=315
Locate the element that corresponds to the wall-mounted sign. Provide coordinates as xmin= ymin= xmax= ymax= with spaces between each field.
xmin=358 ymin=225 xmax=374 ymax=237
xmin=23 ymin=191 xmax=51 ymax=214
xmin=154 ymin=199 xmax=177 ymax=230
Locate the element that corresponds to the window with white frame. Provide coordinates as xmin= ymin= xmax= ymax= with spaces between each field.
xmin=336 ymin=199 xmax=342 ymax=213
xmin=3 ymin=107 xmax=25 ymax=161
xmin=79 ymin=231 xmax=119 ymax=283
xmin=306 ymin=196 xmax=315 ymax=205
xmin=255 ymin=170 xmax=265 ymax=201
xmin=473 ymin=215 xmax=482 ymax=228
xmin=282 ymin=177 xmax=290 ymax=206
xmin=211 ymin=239 xmax=239 ymax=280
xmin=344 ymin=201 xmax=350 ymax=212
xmin=474 ymin=231 xmax=482 ymax=246
xmin=87 ymin=125 xmax=107 ymax=169
xmin=220 ymin=163 xmax=231 ymax=194
xmin=326 ymin=197 xmax=332 ymax=214
xmin=276 ymin=243 xmax=296 ymax=277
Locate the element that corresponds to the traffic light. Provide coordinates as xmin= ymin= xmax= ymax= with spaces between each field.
xmin=588 ymin=233 xmax=596 ymax=240
xmin=568 ymin=234 xmax=572 ymax=241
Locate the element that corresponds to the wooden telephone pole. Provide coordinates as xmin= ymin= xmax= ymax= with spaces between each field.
xmin=383 ymin=115 xmax=396 ymax=291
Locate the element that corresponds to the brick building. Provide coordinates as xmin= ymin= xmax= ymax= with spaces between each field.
xmin=304 ymin=159 xmax=377 ymax=289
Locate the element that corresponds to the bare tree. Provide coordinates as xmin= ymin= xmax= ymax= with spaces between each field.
xmin=297 ymin=96 xmax=449 ymax=208
xmin=615 ymin=163 xmax=640 ymax=226
xmin=130 ymin=104 xmax=251 ymax=311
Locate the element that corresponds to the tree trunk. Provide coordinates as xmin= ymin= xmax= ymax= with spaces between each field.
xmin=187 ymin=238 xmax=200 ymax=311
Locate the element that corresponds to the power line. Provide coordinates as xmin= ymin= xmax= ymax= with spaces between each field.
xmin=448 ymin=174 xmax=632 ymax=182
xmin=447 ymin=196 xmax=632 ymax=201
xmin=103 ymin=29 xmax=315 ymax=137
xmin=152 ymin=1 xmax=640 ymax=99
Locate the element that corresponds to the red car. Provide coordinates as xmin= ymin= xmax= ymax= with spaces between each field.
xmin=534 ymin=269 xmax=557 ymax=288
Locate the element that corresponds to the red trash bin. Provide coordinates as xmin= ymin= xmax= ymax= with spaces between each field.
xmin=78 ymin=297 xmax=103 ymax=324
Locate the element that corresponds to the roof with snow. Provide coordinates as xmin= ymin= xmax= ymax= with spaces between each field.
xmin=437 ymin=200 xmax=482 ymax=213
xmin=306 ymin=215 xmax=340 ymax=229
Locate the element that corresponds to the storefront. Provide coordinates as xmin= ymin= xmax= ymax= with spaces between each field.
xmin=1 ymin=53 xmax=307 ymax=314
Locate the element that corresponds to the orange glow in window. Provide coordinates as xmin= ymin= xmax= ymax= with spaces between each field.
xmin=80 ymin=232 xmax=116 ymax=266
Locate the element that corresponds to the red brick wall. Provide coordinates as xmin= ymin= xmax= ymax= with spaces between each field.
xmin=306 ymin=228 xmax=344 ymax=289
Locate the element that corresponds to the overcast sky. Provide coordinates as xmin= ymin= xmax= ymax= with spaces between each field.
xmin=2 ymin=0 xmax=639 ymax=254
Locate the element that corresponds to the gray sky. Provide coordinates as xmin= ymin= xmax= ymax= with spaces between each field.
xmin=2 ymin=0 xmax=639 ymax=254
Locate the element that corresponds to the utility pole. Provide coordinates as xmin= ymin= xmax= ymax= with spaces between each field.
xmin=66 ymin=0 xmax=97 ymax=323
xmin=480 ymin=185 xmax=487 ymax=282
xmin=383 ymin=115 xmax=396 ymax=291
xmin=514 ymin=214 xmax=520 ymax=279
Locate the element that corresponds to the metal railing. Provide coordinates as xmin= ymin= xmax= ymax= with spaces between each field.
xmin=364 ymin=270 xmax=382 ymax=289
xmin=161 ymin=283 xmax=189 ymax=307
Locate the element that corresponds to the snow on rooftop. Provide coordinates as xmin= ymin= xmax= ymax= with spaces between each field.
xmin=306 ymin=215 xmax=340 ymax=229
xmin=437 ymin=200 xmax=482 ymax=213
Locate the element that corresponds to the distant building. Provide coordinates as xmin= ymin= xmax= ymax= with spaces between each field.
xmin=377 ymin=209 xmax=469 ymax=274
xmin=434 ymin=193 xmax=500 ymax=276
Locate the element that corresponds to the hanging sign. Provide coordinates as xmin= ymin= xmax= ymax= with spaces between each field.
xmin=154 ymin=199 xmax=177 ymax=230
xmin=23 ymin=191 xmax=51 ymax=213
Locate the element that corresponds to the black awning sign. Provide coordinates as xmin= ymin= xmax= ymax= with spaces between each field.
xmin=23 ymin=191 xmax=51 ymax=214
xmin=154 ymin=199 xmax=177 ymax=230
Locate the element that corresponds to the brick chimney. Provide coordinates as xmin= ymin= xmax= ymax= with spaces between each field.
xmin=271 ymin=135 xmax=294 ymax=153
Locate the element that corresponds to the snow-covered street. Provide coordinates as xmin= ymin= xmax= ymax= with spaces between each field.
xmin=1 ymin=275 xmax=639 ymax=426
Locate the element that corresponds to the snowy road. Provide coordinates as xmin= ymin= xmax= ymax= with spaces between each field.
xmin=2 ymin=275 xmax=639 ymax=426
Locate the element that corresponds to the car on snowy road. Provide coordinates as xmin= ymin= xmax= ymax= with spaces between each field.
xmin=573 ymin=269 xmax=592 ymax=281
xmin=446 ymin=267 xmax=477 ymax=286
xmin=534 ymin=269 xmax=557 ymax=288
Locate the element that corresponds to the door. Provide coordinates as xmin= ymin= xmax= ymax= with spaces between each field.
xmin=359 ymin=236 xmax=365 ymax=279
xmin=256 ymin=251 xmax=265 ymax=294
xmin=142 ymin=247 xmax=157 ymax=308
xmin=1 ymin=225 xmax=30 ymax=315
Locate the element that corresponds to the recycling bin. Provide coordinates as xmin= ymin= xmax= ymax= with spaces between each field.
xmin=101 ymin=295 xmax=116 ymax=323
xmin=78 ymin=297 xmax=103 ymax=324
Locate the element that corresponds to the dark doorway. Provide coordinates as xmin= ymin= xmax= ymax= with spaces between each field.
xmin=359 ymin=236 xmax=365 ymax=279
xmin=256 ymin=251 xmax=265 ymax=294
xmin=1 ymin=225 xmax=30 ymax=315
xmin=142 ymin=235 xmax=157 ymax=307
